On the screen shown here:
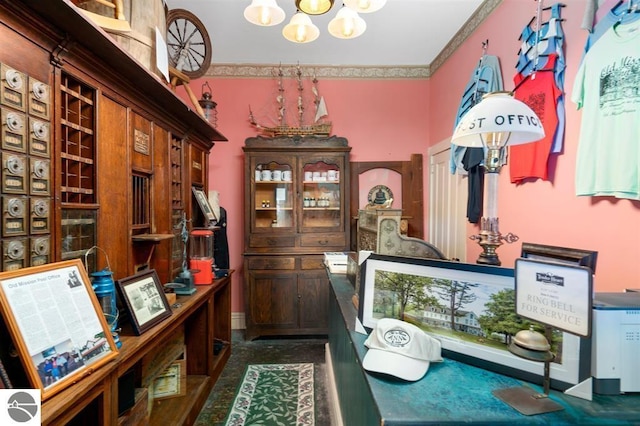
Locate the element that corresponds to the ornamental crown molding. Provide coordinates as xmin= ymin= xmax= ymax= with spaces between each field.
xmin=205 ymin=0 xmax=500 ymax=80
xmin=207 ymin=64 xmax=430 ymax=79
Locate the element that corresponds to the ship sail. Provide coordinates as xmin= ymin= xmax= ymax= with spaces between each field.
xmin=315 ymin=96 xmax=328 ymax=123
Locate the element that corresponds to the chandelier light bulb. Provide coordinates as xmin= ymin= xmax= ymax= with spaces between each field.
xmin=244 ymin=0 xmax=285 ymax=26
xmin=344 ymin=0 xmax=386 ymax=13
xmin=260 ymin=9 xmax=272 ymax=25
xmin=283 ymin=12 xmax=320 ymax=43
xmin=328 ymin=6 xmax=366 ymax=39
xmin=296 ymin=0 xmax=334 ymax=15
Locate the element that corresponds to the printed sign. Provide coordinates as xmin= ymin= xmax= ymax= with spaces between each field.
xmin=515 ymin=258 xmax=592 ymax=337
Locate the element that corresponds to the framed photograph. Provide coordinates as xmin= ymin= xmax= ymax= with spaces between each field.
xmin=521 ymin=242 xmax=598 ymax=274
xmin=358 ymin=254 xmax=590 ymax=391
xmin=117 ymin=270 xmax=172 ymax=335
xmin=0 ymin=259 xmax=118 ymax=400
xmin=192 ymin=186 xmax=217 ymax=223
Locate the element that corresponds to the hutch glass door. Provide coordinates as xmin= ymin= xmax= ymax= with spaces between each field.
xmin=301 ymin=160 xmax=342 ymax=231
xmin=253 ymin=160 xmax=294 ymax=230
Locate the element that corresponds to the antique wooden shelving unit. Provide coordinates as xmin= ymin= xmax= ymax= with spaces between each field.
xmin=0 ymin=1 xmax=230 ymax=424
xmin=243 ymin=136 xmax=351 ymax=340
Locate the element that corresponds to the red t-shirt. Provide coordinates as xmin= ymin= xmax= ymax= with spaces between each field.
xmin=510 ymin=54 xmax=561 ymax=184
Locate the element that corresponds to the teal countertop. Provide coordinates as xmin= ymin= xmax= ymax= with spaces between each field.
xmin=328 ymin=272 xmax=640 ymax=425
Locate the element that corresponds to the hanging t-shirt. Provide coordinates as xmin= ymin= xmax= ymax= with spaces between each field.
xmin=571 ymin=22 xmax=640 ymax=200
xmin=511 ymin=54 xmax=561 ymax=184
xmin=450 ymin=55 xmax=503 ymax=174
xmin=515 ymin=4 xmax=566 ymax=154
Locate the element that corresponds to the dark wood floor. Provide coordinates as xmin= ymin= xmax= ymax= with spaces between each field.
xmin=194 ymin=331 xmax=332 ymax=425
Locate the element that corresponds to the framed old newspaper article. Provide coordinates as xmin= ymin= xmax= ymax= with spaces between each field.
xmin=0 ymin=259 xmax=118 ymax=400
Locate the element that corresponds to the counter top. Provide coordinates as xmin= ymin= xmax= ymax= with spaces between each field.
xmin=327 ymin=272 xmax=640 ymax=425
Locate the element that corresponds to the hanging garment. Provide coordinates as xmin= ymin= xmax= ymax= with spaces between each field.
xmin=462 ymin=148 xmax=484 ymax=223
xmin=571 ymin=22 xmax=640 ymax=200
xmin=581 ymin=0 xmax=630 ymax=32
xmin=213 ymin=206 xmax=230 ymax=269
xmin=510 ymin=54 xmax=562 ymax=184
xmin=450 ymin=54 xmax=503 ymax=223
xmin=450 ymin=55 xmax=503 ymax=174
xmin=515 ymin=3 xmax=566 ymax=154
xmin=581 ymin=3 xmax=640 ymax=56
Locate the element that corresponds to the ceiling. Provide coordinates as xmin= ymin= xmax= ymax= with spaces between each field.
xmin=164 ymin=0 xmax=486 ymax=68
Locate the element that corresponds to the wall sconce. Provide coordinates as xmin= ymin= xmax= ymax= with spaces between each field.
xmin=451 ymin=91 xmax=544 ymax=265
xmin=198 ymin=82 xmax=218 ymax=127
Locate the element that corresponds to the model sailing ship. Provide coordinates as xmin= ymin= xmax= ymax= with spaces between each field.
xmin=249 ymin=64 xmax=332 ymax=137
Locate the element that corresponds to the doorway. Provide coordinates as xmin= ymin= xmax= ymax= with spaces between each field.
xmin=428 ymin=138 xmax=467 ymax=262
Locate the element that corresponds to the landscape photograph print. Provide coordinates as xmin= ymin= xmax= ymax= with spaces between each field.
xmin=358 ymin=255 xmax=588 ymax=389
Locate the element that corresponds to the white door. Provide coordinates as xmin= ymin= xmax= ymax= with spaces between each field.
xmin=428 ymin=139 xmax=467 ymax=262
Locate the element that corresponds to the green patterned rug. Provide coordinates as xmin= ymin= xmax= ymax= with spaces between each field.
xmin=224 ymin=363 xmax=315 ymax=426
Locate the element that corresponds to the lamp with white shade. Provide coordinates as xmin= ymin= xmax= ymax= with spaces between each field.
xmin=328 ymin=5 xmax=366 ymax=39
xmin=282 ymin=12 xmax=320 ymax=43
xmin=451 ymin=91 xmax=544 ymax=265
xmin=244 ymin=0 xmax=286 ymax=26
xmin=245 ymin=0 xmax=384 ymax=42
xmin=343 ymin=0 xmax=387 ymax=13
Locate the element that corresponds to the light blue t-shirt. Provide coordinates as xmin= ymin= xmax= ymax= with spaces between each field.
xmin=571 ymin=22 xmax=640 ymax=200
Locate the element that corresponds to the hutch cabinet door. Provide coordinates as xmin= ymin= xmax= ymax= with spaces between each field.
xmin=299 ymin=156 xmax=345 ymax=234
xmin=297 ymin=269 xmax=329 ymax=331
xmin=249 ymin=155 xmax=296 ymax=233
xmin=245 ymin=268 xmax=298 ymax=333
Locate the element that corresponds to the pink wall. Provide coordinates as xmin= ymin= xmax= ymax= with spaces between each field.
xmin=178 ymin=0 xmax=639 ymax=315
xmin=429 ymin=0 xmax=639 ymax=291
xmin=179 ymin=77 xmax=430 ymax=312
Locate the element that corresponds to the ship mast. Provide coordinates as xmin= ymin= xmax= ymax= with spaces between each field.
xmin=276 ymin=64 xmax=286 ymax=126
xmin=295 ymin=63 xmax=304 ymax=127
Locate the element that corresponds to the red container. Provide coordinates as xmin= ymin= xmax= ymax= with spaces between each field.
xmin=190 ymin=229 xmax=214 ymax=285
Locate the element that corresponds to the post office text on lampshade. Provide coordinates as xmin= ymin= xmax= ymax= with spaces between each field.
xmin=451 ymin=91 xmax=545 ymax=148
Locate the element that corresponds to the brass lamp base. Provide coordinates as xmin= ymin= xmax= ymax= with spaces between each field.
xmin=470 ymin=218 xmax=519 ymax=266
xmin=493 ymin=386 xmax=563 ymax=416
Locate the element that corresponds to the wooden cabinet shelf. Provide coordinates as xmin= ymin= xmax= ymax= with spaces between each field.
xmin=40 ymin=274 xmax=232 ymax=425
xmin=0 ymin=2 xmax=231 ymax=424
xmin=243 ymin=136 xmax=350 ymax=339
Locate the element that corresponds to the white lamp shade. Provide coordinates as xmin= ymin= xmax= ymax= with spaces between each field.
xmin=296 ymin=0 xmax=334 ymax=15
xmin=344 ymin=0 xmax=387 ymax=13
xmin=244 ymin=0 xmax=286 ymax=26
xmin=283 ymin=12 xmax=320 ymax=43
xmin=451 ymin=92 xmax=545 ymax=148
xmin=328 ymin=7 xmax=366 ymax=39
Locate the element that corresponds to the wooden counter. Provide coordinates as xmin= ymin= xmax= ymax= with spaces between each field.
xmin=42 ymin=273 xmax=232 ymax=425
xmin=326 ymin=272 xmax=640 ymax=425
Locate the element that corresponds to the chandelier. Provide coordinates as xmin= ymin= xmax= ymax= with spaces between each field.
xmin=244 ymin=0 xmax=386 ymax=43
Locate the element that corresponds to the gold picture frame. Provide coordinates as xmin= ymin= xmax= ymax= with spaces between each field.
xmin=0 ymin=259 xmax=119 ymax=400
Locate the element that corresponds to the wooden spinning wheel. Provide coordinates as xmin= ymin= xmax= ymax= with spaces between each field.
xmin=166 ymin=9 xmax=212 ymax=79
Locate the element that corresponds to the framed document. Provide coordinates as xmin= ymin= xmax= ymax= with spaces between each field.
xmin=152 ymin=358 xmax=186 ymax=399
xmin=0 ymin=259 xmax=118 ymax=400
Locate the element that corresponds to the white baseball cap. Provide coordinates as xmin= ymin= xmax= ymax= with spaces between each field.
xmin=363 ymin=318 xmax=443 ymax=381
